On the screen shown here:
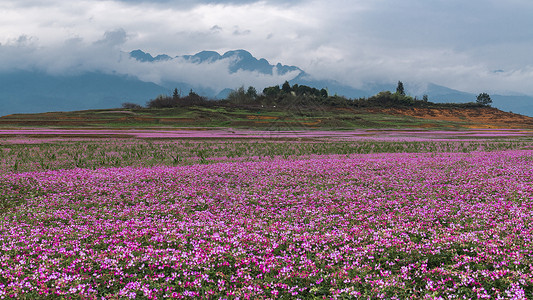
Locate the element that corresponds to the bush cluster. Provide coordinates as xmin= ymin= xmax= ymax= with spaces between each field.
xmin=143 ymin=89 xmax=212 ymax=109
xmin=122 ymin=81 xmax=491 ymax=110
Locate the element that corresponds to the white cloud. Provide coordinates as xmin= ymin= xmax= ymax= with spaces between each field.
xmin=0 ymin=32 xmax=299 ymax=93
xmin=115 ymin=55 xmax=300 ymax=92
xmin=1 ymin=0 xmax=533 ymax=95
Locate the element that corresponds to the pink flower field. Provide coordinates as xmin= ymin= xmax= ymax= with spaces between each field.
xmin=1 ymin=128 xmax=533 ymax=140
xmin=1 ymin=150 xmax=533 ymax=299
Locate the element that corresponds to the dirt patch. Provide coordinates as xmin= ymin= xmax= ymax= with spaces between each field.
xmin=158 ymin=118 xmax=196 ymax=124
xmin=301 ymin=120 xmax=322 ymax=126
xmin=367 ymin=107 xmax=533 ymax=128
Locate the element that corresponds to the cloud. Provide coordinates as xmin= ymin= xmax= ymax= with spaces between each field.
xmin=119 ymin=57 xmax=300 ymax=92
xmin=0 ymin=31 xmax=299 ymax=93
xmin=94 ymin=28 xmax=128 ymax=47
xmin=232 ymin=28 xmax=251 ymax=36
xmin=210 ymin=25 xmax=222 ymax=32
xmin=0 ymin=30 xmax=125 ymax=75
xmin=1 ymin=0 xmax=533 ymax=95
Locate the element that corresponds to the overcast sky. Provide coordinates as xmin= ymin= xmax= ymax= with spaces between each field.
xmin=1 ymin=0 xmax=533 ymax=95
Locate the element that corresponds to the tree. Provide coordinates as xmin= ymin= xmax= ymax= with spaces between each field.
xmin=246 ymin=86 xmax=257 ymax=99
xmin=396 ymin=81 xmax=405 ymax=96
xmin=263 ymin=86 xmax=280 ymax=98
xmin=476 ymin=93 xmax=492 ymax=106
xmin=292 ymin=84 xmax=299 ymax=92
xmin=281 ymin=81 xmax=292 ymax=94
xmin=146 ymin=95 xmax=175 ymax=108
xmin=182 ymin=89 xmax=205 ymax=105
xmin=172 ymin=88 xmax=180 ymax=100
xmin=422 ymin=94 xmax=429 ymax=102
xmin=228 ymin=86 xmax=255 ymax=104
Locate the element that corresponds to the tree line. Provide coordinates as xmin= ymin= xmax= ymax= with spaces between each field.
xmin=123 ymin=81 xmax=492 ymax=110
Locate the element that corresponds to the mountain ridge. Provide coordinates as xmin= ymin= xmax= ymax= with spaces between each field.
xmin=130 ymin=49 xmax=302 ymax=76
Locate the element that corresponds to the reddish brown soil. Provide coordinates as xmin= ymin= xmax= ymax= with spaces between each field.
xmin=366 ymin=107 xmax=533 ymax=128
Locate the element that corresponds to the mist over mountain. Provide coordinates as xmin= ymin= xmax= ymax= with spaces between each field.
xmin=130 ymin=49 xmax=302 ymax=76
xmin=1 ymin=49 xmax=533 ymax=117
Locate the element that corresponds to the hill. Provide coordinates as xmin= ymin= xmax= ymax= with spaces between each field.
xmin=1 ymin=104 xmax=532 ymax=130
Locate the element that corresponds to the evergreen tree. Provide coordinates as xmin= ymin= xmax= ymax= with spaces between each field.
xmin=396 ymin=81 xmax=405 ymax=96
xmin=282 ymin=81 xmax=292 ymax=94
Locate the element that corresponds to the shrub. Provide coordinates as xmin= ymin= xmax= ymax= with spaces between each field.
xmin=146 ymin=95 xmax=178 ymax=108
xmin=121 ymin=102 xmax=142 ymax=109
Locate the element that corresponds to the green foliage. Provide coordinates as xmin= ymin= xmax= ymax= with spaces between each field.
xmin=262 ymin=85 xmax=281 ymax=98
xmin=248 ymin=81 xmax=484 ymax=110
xmin=281 ymin=81 xmax=292 ymax=94
xmin=292 ymin=84 xmax=326 ymax=97
xmin=146 ymin=94 xmax=178 ymax=108
xmin=396 ymin=81 xmax=405 ymax=96
xmin=246 ymin=86 xmax=257 ymax=99
xmin=228 ymin=86 xmax=256 ymax=105
xmin=256 ymin=82 xmax=330 ymax=107
xmin=182 ymin=89 xmax=207 ymax=106
xmin=1 ymin=139 xmax=529 ymax=174
xmin=476 ymin=92 xmax=492 ymax=106
xmin=146 ymin=89 xmax=211 ymax=108
xmin=137 ymin=81 xmax=489 ymax=112
xmin=121 ymin=102 xmax=142 ymax=109
xmin=367 ymin=91 xmax=415 ymax=107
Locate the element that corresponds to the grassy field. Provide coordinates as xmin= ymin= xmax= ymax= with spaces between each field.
xmin=2 ymin=104 xmax=532 ymax=129
xmin=1 ymin=129 xmax=533 ymax=173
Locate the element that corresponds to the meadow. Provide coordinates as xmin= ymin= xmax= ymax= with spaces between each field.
xmin=1 ymin=129 xmax=533 ymax=299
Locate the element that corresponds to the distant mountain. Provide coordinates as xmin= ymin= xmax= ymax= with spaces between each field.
xmin=130 ymin=50 xmax=172 ymax=62
xmin=2 ymin=49 xmax=533 ymax=117
xmin=181 ymin=51 xmax=222 ymax=63
xmin=130 ymin=49 xmax=302 ymax=76
xmin=491 ymin=95 xmax=533 ymax=116
xmin=215 ymin=88 xmax=234 ymax=100
xmin=422 ymin=83 xmax=475 ymax=103
xmin=0 ymin=71 xmax=167 ymax=116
